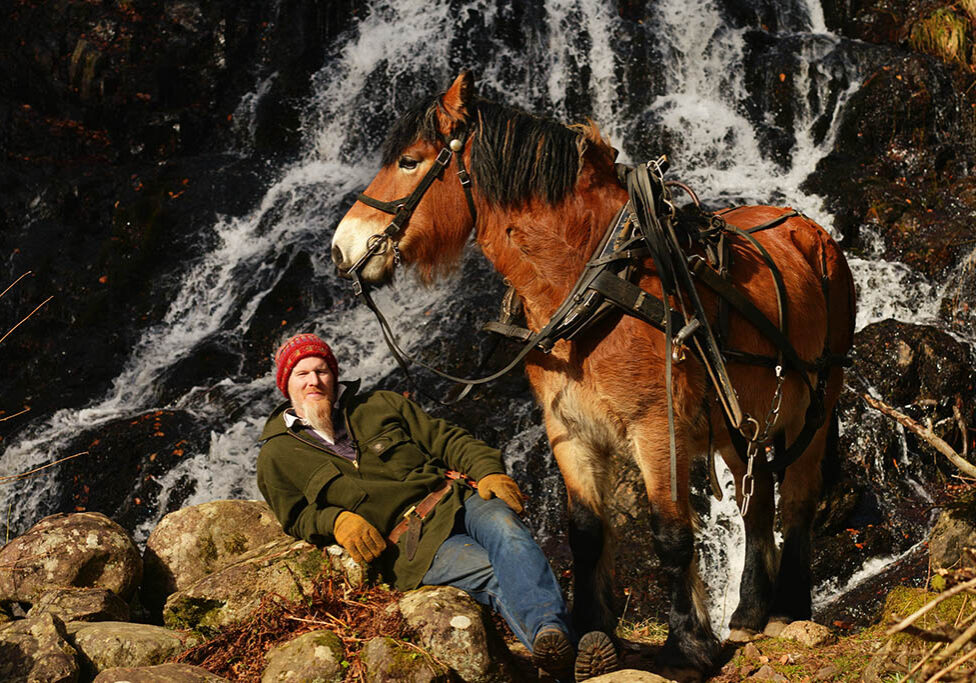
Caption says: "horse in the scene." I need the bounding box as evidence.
[331,71,855,677]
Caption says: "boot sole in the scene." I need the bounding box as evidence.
[575,630,618,681]
[532,628,574,678]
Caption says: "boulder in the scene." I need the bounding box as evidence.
[142,499,289,613]
[397,586,512,683]
[777,620,836,647]
[66,621,188,678]
[261,629,345,683]
[586,673,672,683]
[27,587,130,623]
[0,512,141,604]
[0,612,79,683]
[929,505,976,571]
[360,636,450,683]
[163,536,328,633]
[93,663,228,682]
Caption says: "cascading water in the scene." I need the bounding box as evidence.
[0,0,957,635]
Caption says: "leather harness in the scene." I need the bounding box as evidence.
[346,136,850,513]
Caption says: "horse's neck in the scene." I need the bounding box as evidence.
[476,188,627,330]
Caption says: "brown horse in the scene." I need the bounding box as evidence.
[332,72,855,675]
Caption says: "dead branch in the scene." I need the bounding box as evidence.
[900,642,944,682]
[0,271,31,301]
[862,393,976,479]
[0,452,88,484]
[927,641,976,682]
[0,407,30,422]
[954,397,968,459]
[0,295,53,347]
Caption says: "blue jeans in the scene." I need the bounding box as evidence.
[421,494,572,651]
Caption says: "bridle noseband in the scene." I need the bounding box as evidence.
[348,133,477,292]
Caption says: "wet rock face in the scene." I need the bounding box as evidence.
[804,49,976,278]
[813,319,975,624]
[0,0,365,453]
[0,512,142,605]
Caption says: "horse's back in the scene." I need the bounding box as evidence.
[720,206,855,362]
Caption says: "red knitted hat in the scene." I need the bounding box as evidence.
[274,333,339,397]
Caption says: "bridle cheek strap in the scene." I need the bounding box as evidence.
[350,137,478,279]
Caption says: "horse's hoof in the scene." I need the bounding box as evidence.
[575,630,618,681]
[532,627,574,679]
[763,619,790,637]
[726,627,761,643]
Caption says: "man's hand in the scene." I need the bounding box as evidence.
[477,473,526,514]
[333,511,386,563]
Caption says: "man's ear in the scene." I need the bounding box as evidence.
[436,71,475,136]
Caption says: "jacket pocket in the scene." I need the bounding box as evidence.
[362,427,428,479]
[361,426,411,457]
[304,462,367,510]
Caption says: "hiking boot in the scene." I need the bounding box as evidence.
[532,626,574,679]
[574,630,618,681]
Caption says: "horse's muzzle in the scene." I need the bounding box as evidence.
[331,244,352,278]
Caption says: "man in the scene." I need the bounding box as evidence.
[257,333,614,679]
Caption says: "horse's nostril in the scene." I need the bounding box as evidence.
[331,244,344,267]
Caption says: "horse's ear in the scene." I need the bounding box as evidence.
[437,71,475,133]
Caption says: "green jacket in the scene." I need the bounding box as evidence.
[256,380,506,590]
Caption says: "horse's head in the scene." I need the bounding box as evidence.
[331,72,478,284]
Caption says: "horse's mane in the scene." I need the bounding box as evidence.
[381,96,614,207]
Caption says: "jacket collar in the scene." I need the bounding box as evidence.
[259,379,361,442]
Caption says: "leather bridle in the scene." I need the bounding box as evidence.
[348,133,477,293]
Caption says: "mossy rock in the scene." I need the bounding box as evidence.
[881,585,971,644]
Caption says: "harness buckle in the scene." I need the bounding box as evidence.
[435,147,453,165]
[457,169,472,187]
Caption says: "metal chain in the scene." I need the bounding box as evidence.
[738,365,786,517]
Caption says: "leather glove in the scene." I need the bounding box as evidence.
[477,473,526,514]
[333,511,387,563]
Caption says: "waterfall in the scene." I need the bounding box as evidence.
[0,0,954,636]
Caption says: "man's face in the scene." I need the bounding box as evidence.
[288,356,336,419]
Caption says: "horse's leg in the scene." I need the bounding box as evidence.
[765,417,831,634]
[632,422,720,672]
[542,410,617,636]
[724,450,777,641]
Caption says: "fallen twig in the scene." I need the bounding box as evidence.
[0,451,88,484]
[899,642,944,683]
[862,393,976,479]
[927,641,976,682]
[0,295,53,347]
[0,271,31,301]
[0,407,30,422]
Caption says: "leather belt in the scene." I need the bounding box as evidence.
[388,479,452,546]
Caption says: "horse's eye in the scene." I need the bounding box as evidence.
[398,156,419,171]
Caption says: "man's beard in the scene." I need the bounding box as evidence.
[301,396,335,438]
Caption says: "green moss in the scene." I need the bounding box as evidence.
[164,596,225,634]
[196,536,219,569]
[223,533,248,555]
[296,548,328,578]
[882,586,970,644]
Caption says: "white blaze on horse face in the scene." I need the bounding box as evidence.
[331,215,394,282]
